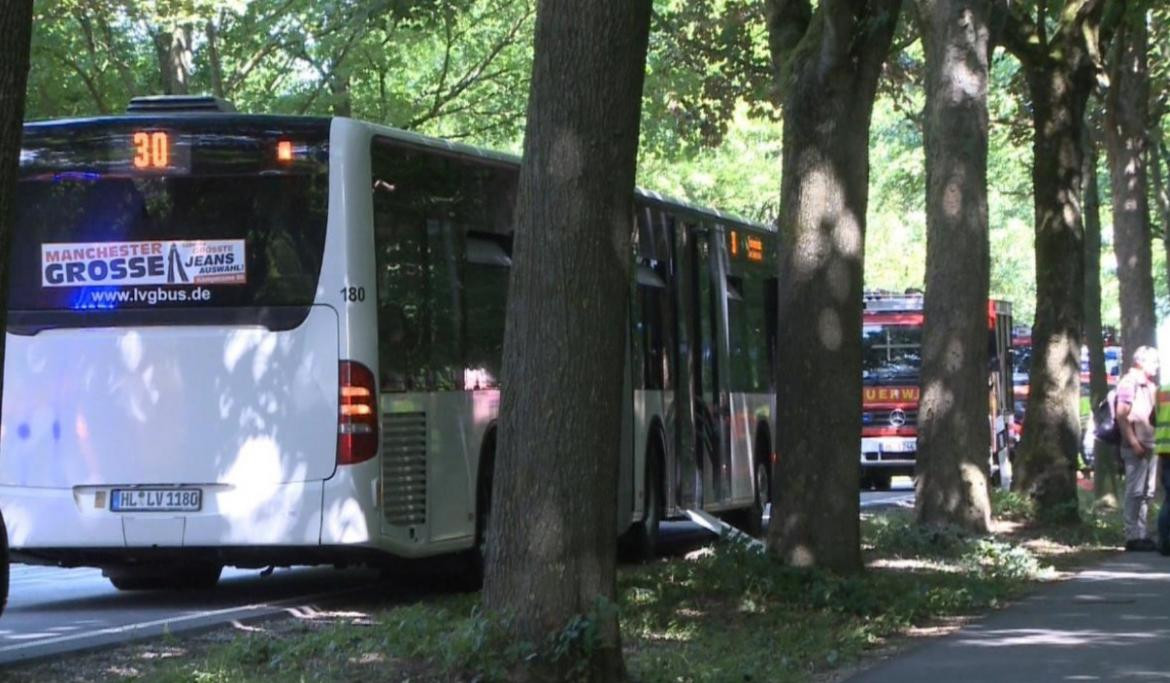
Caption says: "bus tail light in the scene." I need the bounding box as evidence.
[338,361,378,465]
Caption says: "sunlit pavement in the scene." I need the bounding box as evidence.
[0,564,399,666]
[860,476,916,510]
[849,552,1170,682]
[0,484,916,665]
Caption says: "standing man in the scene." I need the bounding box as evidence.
[1117,346,1160,551]
[1155,381,1170,555]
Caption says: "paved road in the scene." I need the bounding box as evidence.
[850,552,1170,682]
[0,564,396,666]
[0,485,915,666]
[860,477,916,509]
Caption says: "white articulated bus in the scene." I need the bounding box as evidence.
[0,96,777,590]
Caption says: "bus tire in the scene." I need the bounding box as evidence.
[106,563,222,591]
[624,442,663,562]
[467,431,496,587]
[730,441,771,538]
[745,457,771,537]
[871,472,892,491]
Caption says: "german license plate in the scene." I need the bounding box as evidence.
[881,439,916,454]
[111,488,202,512]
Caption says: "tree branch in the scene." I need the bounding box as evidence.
[223,0,301,94]
[991,0,1046,65]
[852,0,903,99]
[59,54,109,114]
[404,4,533,130]
[206,18,225,99]
[766,0,813,83]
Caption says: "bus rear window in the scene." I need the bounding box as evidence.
[11,120,329,322]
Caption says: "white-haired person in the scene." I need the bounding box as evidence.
[1117,345,1160,551]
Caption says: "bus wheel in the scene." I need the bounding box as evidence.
[471,489,492,585]
[173,563,222,589]
[730,459,770,538]
[467,440,495,588]
[105,563,222,591]
[871,472,892,491]
[626,451,662,562]
[749,458,771,536]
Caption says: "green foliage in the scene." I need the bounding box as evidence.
[26,0,534,146]
[638,101,781,222]
[991,488,1036,521]
[24,1,1136,330]
[620,526,1042,681]
[642,0,772,154]
[863,514,972,558]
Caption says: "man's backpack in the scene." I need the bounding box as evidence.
[1093,390,1121,445]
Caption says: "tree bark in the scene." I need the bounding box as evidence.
[481,1,651,680]
[1152,135,1170,290]
[914,0,992,533]
[1083,122,1108,411]
[764,0,901,572]
[330,73,353,118]
[152,26,192,95]
[1015,58,1092,520]
[1105,6,1155,364]
[0,0,34,617]
[1084,120,1120,506]
[206,19,226,99]
[998,0,1111,522]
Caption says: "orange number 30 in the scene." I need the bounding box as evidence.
[133,131,169,169]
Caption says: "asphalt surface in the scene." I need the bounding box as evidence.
[0,564,394,666]
[850,551,1170,681]
[0,485,910,666]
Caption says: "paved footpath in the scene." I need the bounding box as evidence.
[851,552,1170,682]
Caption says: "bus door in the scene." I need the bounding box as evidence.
[690,225,730,505]
[671,220,700,509]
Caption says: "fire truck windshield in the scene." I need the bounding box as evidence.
[862,324,922,383]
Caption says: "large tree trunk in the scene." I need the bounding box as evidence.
[1084,121,1120,506]
[1083,123,1108,410]
[997,0,1111,522]
[0,0,34,617]
[481,1,650,680]
[152,26,193,95]
[1152,135,1170,290]
[1014,56,1094,521]
[330,73,353,117]
[1105,7,1155,364]
[764,0,901,572]
[914,0,992,533]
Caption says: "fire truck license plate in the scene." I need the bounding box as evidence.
[881,439,916,454]
[111,488,202,512]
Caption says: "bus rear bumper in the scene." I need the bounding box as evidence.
[0,481,331,552]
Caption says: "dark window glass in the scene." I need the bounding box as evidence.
[764,277,778,384]
[636,262,668,391]
[862,324,922,383]
[12,120,329,324]
[463,256,509,390]
[727,272,771,393]
[726,276,751,392]
[371,137,516,392]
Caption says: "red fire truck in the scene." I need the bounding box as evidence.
[860,292,1015,490]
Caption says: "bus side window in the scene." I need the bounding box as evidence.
[463,236,510,390]
[636,262,667,391]
[372,142,444,392]
[726,275,752,392]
